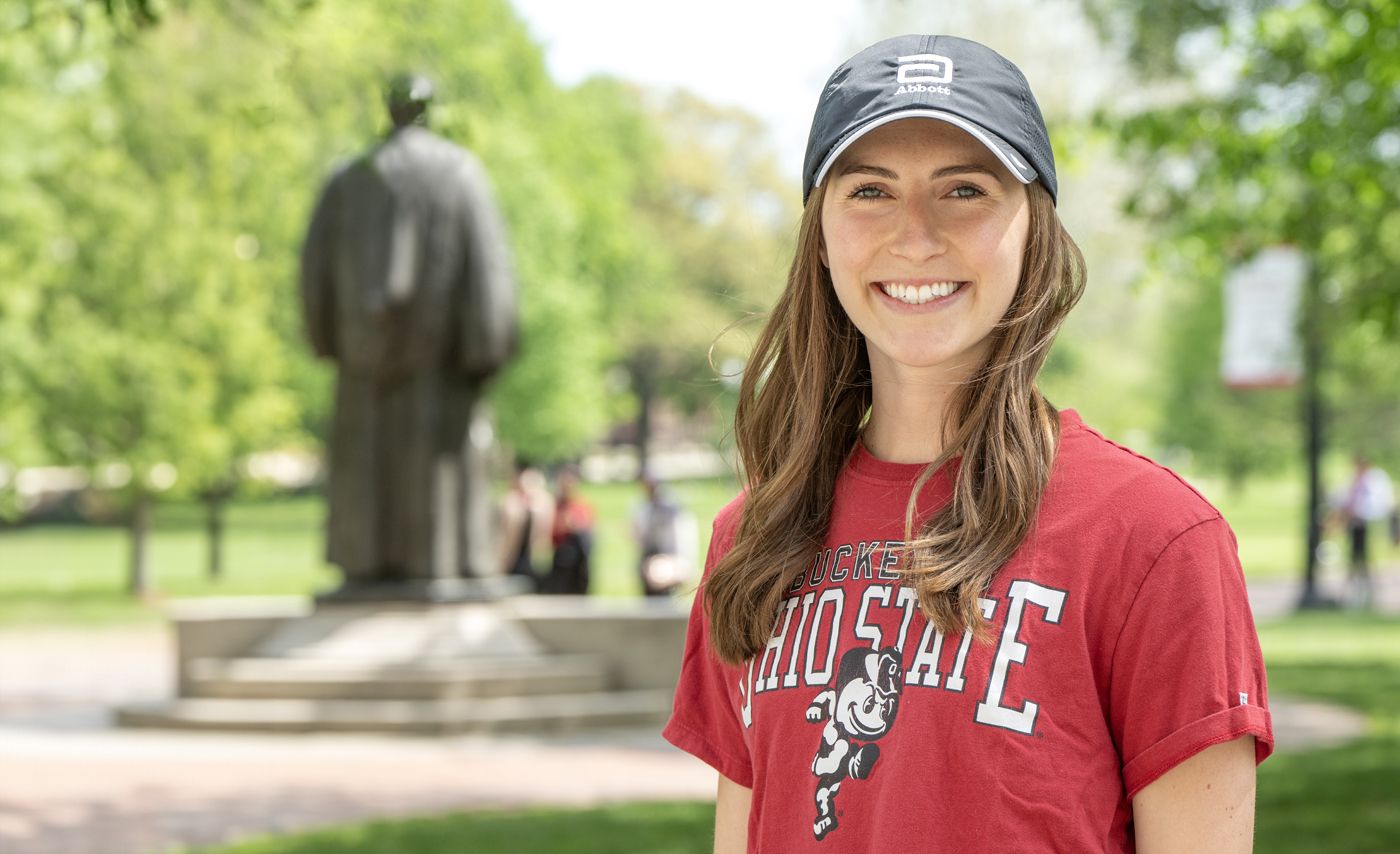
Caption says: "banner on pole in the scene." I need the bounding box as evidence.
[1221,245,1306,389]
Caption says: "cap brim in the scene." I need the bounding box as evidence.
[813,109,1038,193]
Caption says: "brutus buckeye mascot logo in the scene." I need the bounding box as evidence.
[805,645,904,840]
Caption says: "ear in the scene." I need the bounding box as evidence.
[819,239,829,268]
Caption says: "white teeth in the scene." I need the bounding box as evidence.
[879,281,961,305]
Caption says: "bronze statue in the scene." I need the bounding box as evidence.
[300,74,518,600]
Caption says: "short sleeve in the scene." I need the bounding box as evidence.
[1109,516,1274,798]
[662,512,755,787]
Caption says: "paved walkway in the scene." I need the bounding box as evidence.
[0,570,1393,854]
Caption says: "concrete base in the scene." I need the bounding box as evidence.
[116,690,673,735]
[119,594,690,735]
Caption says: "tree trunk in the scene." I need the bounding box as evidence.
[1298,262,1328,609]
[1225,463,1247,500]
[205,492,227,582]
[128,492,151,597]
[631,358,655,477]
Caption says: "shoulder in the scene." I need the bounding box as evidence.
[319,156,362,190]
[1046,412,1223,550]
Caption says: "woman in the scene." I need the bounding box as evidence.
[547,466,595,595]
[663,35,1272,852]
[499,461,554,591]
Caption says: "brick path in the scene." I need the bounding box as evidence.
[0,571,1392,854]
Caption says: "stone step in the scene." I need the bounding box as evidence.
[184,654,610,701]
[115,690,672,736]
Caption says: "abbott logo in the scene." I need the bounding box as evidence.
[897,53,953,85]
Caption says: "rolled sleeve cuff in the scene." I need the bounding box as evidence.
[1123,704,1275,800]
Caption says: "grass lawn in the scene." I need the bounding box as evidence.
[187,801,715,854]
[0,478,740,627]
[0,496,336,626]
[1254,612,1400,851]
[189,611,1400,853]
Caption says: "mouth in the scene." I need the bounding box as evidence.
[874,280,967,306]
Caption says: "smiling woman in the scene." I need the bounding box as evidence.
[663,34,1274,854]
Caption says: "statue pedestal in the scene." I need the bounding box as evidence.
[315,576,532,605]
[113,595,690,735]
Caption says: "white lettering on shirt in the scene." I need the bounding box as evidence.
[975,579,1067,734]
[855,584,892,648]
[803,588,844,685]
[758,595,801,692]
[783,592,816,688]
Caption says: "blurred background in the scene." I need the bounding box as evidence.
[0,0,1397,851]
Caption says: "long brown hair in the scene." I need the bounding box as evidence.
[704,178,1085,666]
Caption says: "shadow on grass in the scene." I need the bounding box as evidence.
[202,801,715,854]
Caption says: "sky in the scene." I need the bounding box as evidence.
[510,0,865,180]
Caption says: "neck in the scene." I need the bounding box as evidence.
[861,352,979,464]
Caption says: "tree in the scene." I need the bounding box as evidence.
[624,89,796,467]
[11,6,309,588]
[1089,0,1400,600]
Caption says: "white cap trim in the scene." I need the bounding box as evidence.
[812,108,1037,193]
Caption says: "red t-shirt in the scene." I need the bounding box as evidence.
[663,410,1273,852]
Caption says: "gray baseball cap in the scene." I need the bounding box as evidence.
[803,35,1057,205]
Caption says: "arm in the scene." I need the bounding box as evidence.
[805,689,835,722]
[715,773,752,854]
[457,156,518,378]
[1132,736,1257,853]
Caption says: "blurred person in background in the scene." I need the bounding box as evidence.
[664,34,1271,854]
[632,473,698,597]
[499,461,553,591]
[546,466,595,595]
[1331,453,1396,609]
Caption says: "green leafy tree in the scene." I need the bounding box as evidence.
[12,7,307,589]
[1092,0,1400,479]
[624,89,796,466]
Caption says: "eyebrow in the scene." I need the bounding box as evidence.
[837,163,1003,181]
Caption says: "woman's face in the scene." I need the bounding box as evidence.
[820,119,1030,382]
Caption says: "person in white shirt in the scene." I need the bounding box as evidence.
[631,474,697,597]
[1334,454,1396,608]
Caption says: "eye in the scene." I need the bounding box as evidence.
[847,183,888,200]
[948,183,986,200]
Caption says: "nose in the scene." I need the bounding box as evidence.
[889,196,947,261]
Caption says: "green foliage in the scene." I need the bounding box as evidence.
[1080,0,1277,77]
[639,90,795,415]
[1152,252,1297,488]
[1097,0,1400,478]
[1,0,797,495]
[5,5,308,508]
